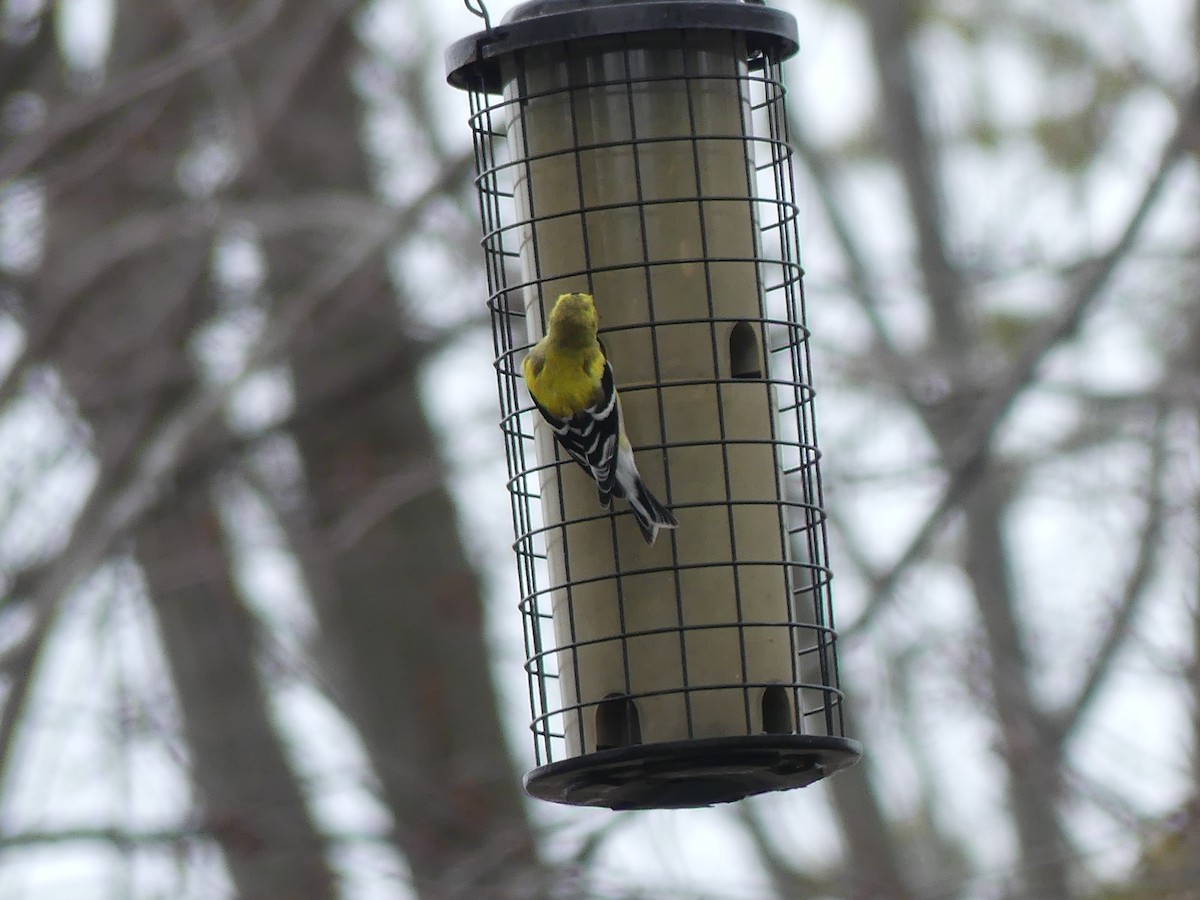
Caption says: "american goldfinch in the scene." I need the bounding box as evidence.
[523,292,679,545]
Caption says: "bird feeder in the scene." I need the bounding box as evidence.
[447,0,861,809]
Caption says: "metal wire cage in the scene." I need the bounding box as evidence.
[447,0,861,809]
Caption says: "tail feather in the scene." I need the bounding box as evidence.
[611,440,677,545]
[627,476,678,546]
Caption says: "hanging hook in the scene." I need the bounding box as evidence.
[464,0,493,31]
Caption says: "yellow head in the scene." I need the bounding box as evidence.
[546,292,598,348]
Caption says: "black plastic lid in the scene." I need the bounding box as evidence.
[446,0,799,93]
[523,733,862,809]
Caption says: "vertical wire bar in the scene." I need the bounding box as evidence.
[599,109,634,727]
[563,46,637,735]
[511,87,560,757]
[473,89,534,755]
[759,62,813,731]
[515,52,588,760]
[495,88,554,759]
[476,85,558,763]
[491,164,539,760]
[738,55,803,735]
[619,35,694,741]
[758,66,797,720]
[766,56,841,734]
[680,31,755,736]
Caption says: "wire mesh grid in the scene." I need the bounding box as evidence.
[467,28,849,770]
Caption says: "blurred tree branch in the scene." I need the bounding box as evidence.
[860,0,966,350]
[735,800,836,898]
[0,11,473,883]
[846,78,1200,638]
[0,0,282,180]
[1052,406,1170,745]
[0,148,469,716]
[826,5,1200,896]
[788,117,918,407]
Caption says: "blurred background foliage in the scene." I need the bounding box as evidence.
[0,0,1198,897]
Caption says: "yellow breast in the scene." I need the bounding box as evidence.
[524,345,605,419]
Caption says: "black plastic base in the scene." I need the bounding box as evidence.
[523,734,862,809]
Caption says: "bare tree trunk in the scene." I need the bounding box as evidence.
[17,6,336,896]
[139,485,337,899]
[240,12,547,898]
[826,703,917,900]
[1187,414,1200,886]
[857,3,1073,895]
[962,478,1070,899]
[287,303,543,898]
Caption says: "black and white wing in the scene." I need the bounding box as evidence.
[529,360,622,508]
